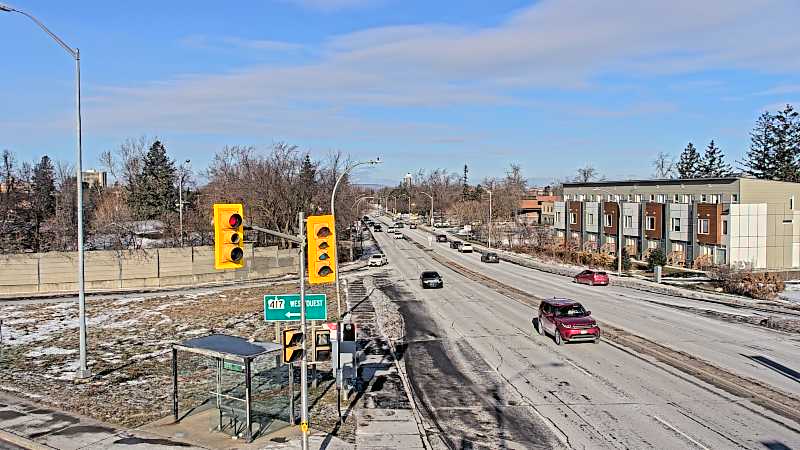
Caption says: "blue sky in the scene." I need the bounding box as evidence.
[2,0,799,186]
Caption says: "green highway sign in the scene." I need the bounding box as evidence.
[223,360,243,372]
[264,294,327,322]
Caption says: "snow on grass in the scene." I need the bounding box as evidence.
[25,347,77,358]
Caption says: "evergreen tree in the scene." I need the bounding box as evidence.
[127,140,177,220]
[31,155,57,251]
[742,111,776,179]
[462,164,469,200]
[697,140,731,178]
[299,154,317,213]
[771,104,800,182]
[676,142,701,179]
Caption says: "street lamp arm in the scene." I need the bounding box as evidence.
[1,5,78,58]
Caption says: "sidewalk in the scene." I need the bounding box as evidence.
[0,391,204,449]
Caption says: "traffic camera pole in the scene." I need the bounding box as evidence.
[298,211,309,450]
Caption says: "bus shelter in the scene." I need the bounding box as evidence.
[171,334,284,442]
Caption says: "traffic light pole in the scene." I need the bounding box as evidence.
[244,220,308,449]
[298,211,310,450]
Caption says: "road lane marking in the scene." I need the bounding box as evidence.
[653,415,710,450]
[565,359,593,377]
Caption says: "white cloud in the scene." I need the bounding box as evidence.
[83,0,800,141]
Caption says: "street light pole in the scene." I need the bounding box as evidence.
[418,192,434,227]
[2,4,90,379]
[330,159,381,319]
[484,189,493,249]
[177,160,191,247]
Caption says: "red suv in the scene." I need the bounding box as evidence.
[535,298,600,345]
[574,270,609,286]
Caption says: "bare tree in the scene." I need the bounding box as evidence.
[652,152,676,179]
[573,164,604,183]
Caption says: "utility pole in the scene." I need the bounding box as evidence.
[177,160,190,247]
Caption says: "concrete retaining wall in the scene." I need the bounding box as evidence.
[0,245,298,297]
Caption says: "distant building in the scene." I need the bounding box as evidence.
[82,169,107,188]
[555,177,800,273]
[403,173,412,189]
[517,187,560,225]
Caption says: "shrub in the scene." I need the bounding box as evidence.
[612,248,632,271]
[692,254,714,270]
[711,266,785,300]
[647,248,666,271]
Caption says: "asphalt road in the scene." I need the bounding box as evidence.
[370,224,800,449]
[399,224,800,399]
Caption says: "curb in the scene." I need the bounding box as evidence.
[0,429,53,450]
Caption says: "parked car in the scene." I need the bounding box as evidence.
[436,234,448,242]
[459,243,473,253]
[395,222,404,228]
[387,223,395,230]
[368,254,388,267]
[574,270,609,286]
[393,231,403,239]
[373,224,382,232]
[433,222,443,227]
[481,252,500,263]
[535,298,600,345]
[409,223,417,229]
[449,240,462,249]
[420,270,443,289]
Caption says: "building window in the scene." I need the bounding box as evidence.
[648,240,660,249]
[645,216,656,231]
[671,242,685,254]
[604,214,612,227]
[699,245,713,256]
[649,194,656,202]
[701,194,707,203]
[673,194,680,203]
[709,194,720,204]
[627,194,634,202]
[607,236,616,246]
[564,195,571,201]
[555,211,561,223]
[731,193,738,203]
[698,218,709,234]
[791,196,795,211]
[578,194,585,201]
[588,233,597,242]
[588,213,594,225]
[723,220,728,235]
[570,212,577,224]
[671,218,681,232]
[656,194,665,203]
[635,194,643,202]
[624,215,633,228]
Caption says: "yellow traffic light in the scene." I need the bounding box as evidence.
[306,215,336,284]
[213,203,245,270]
[283,328,304,364]
[313,328,332,362]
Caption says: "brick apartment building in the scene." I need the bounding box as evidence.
[554,177,800,272]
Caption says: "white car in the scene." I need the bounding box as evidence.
[368,254,388,266]
[460,243,473,253]
[393,231,404,239]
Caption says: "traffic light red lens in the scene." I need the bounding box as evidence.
[230,247,244,262]
[316,226,331,238]
[228,213,242,228]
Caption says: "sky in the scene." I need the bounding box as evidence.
[2,0,800,186]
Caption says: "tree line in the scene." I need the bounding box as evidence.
[0,139,365,254]
[652,104,799,180]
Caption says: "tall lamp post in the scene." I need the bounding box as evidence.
[331,159,381,318]
[485,189,493,248]
[418,192,434,227]
[177,160,191,247]
[593,188,624,276]
[2,4,90,379]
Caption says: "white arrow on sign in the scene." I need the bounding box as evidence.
[286,312,301,318]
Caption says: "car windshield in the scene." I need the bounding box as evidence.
[371,255,383,259]
[555,305,588,317]
[422,271,440,279]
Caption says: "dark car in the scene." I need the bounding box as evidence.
[535,298,600,345]
[395,222,404,228]
[449,240,462,249]
[575,270,609,286]
[373,224,382,232]
[481,252,500,263]
[420,271,443,289]
[436,234,448,243]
